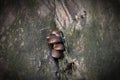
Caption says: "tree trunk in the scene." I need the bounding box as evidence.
[0,0,120,80]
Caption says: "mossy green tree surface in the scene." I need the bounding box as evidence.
[0,0,120,80]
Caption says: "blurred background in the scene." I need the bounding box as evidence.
[0,0,120,80]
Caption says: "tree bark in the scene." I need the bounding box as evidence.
[0,0,120,80]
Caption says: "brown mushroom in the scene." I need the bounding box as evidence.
[48,36,62,44]
[52,30,61,37]
[51,50,63,59]
[46,34,56,40]
[53,43,65,51]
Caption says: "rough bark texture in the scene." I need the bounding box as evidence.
[0,0,120,80]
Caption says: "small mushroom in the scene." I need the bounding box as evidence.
[46,34,56,40]
[48,36,62,44]
[53,43,65,51]
[51,50,63,59]
[52,30,61,37]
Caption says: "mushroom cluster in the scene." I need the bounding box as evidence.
[46,30,65,59]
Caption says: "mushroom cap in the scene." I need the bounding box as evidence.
[53,43,65,51]
[46,34,56,40]
[48,36,62,44]
[51,50,63,59]
[52,30,61,37]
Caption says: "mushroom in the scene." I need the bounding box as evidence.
[51,50,63,59]
[52,30,61,37]
[46,34,56,40]
[48,35,62,44]
[53,43,65,51]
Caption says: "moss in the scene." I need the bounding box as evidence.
[80,19,102,80]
